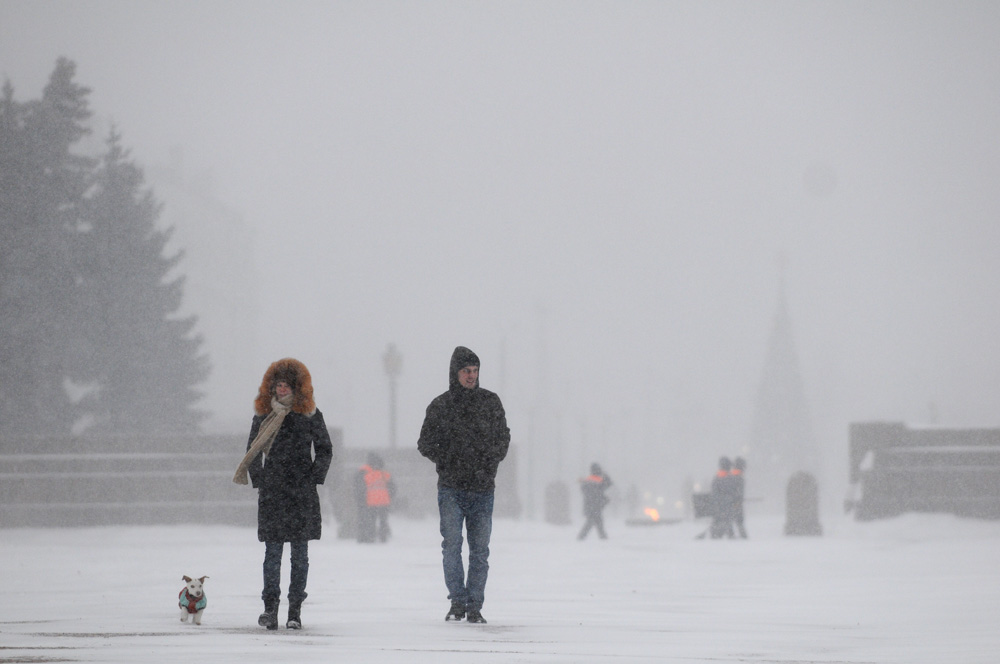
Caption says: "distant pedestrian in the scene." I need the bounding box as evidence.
[355,452,395,543]
[578,463,612,540]
[732,457,748,538]
[234,358,333,630]
[418,346,510,624]
[709,456,736,539]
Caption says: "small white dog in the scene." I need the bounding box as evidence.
[178,575,209,624]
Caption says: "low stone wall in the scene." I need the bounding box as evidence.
[849,422,1000,520]
[0,434,261,527]
[0,433,520,528]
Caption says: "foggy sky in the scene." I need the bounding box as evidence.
[3,1,999,504]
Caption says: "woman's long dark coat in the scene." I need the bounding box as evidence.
[246,409,333,542]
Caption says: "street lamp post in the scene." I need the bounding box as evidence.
[382,343,403,448]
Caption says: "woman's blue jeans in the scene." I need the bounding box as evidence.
[438,487,494,612]
[262,541,308,606]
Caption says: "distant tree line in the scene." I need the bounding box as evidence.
[0,58,209,441]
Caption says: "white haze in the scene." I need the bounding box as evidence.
[2,1,999,511]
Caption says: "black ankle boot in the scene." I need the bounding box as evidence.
[258,599,279,630]
[286,603,302,630]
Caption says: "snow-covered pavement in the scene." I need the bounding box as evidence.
[4,512,999,663]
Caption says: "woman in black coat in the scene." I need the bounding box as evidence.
[234,358,332,630]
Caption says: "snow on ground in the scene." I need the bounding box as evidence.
[3,512,1000,663]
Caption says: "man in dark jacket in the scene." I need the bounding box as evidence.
[418,346,510,624]
[709,456,737,539]
[578,462,612,540]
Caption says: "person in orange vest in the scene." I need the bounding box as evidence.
[355,452,395,543]
[578,463,612,540]
[709,456,736,539]
[731,457,747,538]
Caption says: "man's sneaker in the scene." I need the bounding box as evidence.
[445,601,466,621]
[466,610,487,624]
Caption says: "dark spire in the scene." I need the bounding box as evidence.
[749,263,817,508]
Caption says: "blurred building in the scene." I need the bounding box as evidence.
[147,149,259,433]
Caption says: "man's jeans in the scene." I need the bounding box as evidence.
[438,487,494,612]
[262,541,309,606]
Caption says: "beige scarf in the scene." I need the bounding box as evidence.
[233,395,293,485]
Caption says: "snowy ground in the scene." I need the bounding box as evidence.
[3,512,999,663]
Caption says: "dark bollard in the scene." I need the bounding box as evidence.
[784,471,822,536]
[544,480,571,525]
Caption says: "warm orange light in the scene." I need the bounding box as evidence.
[643,507,660,522]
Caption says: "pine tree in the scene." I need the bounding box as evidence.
[1,58,209,442]
[0,58,94,438]
[77,128,210,435]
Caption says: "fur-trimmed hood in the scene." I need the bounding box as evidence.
[254,358,316,416]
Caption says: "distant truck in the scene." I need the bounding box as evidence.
[848,422,1000,520]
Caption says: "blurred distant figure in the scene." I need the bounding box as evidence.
[709,456,736,539]
[731,457,747,538]
[578,463,612,540]
[355,452,395,543]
